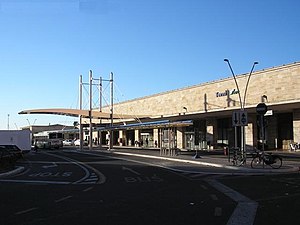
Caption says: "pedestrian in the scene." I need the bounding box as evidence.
[145,138,149,147]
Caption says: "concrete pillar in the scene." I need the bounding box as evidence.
[176,127,184,150]
[293,110,300,142]
[153,129,159,148]
[245,122,253,150]
[119,130,124,146]
[206,119,216,149]
[134,129,140,147]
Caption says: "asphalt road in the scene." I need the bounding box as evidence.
[0,149,299,225]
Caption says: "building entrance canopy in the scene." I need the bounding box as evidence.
[97,120,194,131]
[18,108,150,120]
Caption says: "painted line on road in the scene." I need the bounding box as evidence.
[206,179,257,225]
[83,187,94,192]
[43,152,91,184]
[122,166,141,175]
[214,207,222,217]
[115,152,226,168]
[200,184,208,190]
[15,207,38,215]
[210,194,218,201]
[55,195,73,203]
[0,166,25,178]
[0,179,70,185]
[44,152,106,185]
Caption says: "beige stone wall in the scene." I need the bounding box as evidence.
[102,62,300,117]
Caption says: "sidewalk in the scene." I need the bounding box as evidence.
[94,147,300,174]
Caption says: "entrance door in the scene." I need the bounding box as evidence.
[277,113,293,149]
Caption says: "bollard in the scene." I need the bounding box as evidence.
[224,147,228,156]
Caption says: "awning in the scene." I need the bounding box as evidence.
[18,108,150,120]
[97,120,194,131]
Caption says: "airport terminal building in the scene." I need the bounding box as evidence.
[92,61,300,151]
[20,61,300,151]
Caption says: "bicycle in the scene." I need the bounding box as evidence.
[290,143,300,151]
[251,150,282,169]
[231,148,246,166]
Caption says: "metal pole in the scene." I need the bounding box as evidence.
[99,77,103,112]
[224,59,258,165]
[89,70,93,150]
[242,62,258,163]
[98,77,102,148]
[109,72,114,150]
[224,59,243,109]
[7,114,10,130]
[79,75,83,150]
[224,59,244,163]
[261,114,265,168]
[242,62,259,108]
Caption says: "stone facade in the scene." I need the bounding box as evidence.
[104,62,300,118]
[96,62,300,150]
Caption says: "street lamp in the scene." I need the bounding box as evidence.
[224,59,259,163]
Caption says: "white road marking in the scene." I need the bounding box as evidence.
[214,207,222,217]
[55,195,73,203]
[83,187,94,192]
[200,184,208,190]
[0,179,70,185]
[206,179,257,225]
[42,162,58,169]
[15,207,38,215]
[210,194,218,201]
[44,152,106,185]
[122,166,141,175]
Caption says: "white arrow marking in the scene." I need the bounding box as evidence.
[122,166,141,175]
[42,162,58,169]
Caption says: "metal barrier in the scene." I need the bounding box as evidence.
[160,147,177,156]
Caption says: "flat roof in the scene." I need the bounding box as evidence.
[18,108,151,120]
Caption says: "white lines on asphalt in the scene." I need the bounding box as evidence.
[55,195,73,203]
[15,207,38,215]
[0,179,70,185]
[44,152,106,185]
[210,194,219,201]
[206,179,257,225]
[122,166,141,175]
[200,184,208,190]
[42,162,58,169]
[83,187,94,192]
[214,207,222,217]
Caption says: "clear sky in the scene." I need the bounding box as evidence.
[0,0,300,129]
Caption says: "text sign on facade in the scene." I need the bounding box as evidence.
[232,110,248,127]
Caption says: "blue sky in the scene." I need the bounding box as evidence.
[0,0,300,129]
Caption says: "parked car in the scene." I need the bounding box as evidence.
[0,145,23,159]
[74,139,88,146]
[0,145,23,168]
[63,139,74,146]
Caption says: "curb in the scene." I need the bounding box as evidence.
[68,148,300,174]
[108,150,300,174]
[0,166,25,178]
